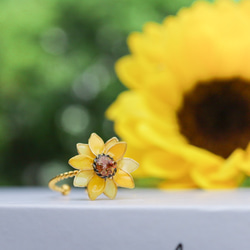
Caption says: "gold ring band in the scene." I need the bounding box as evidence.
[48,170,79,195]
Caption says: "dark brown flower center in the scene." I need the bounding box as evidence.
[93,154,117,179]
[177,78,250,158]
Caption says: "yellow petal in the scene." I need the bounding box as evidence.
[118,158,139,174]
[143,150,191,180]
[68,155,93,170]
[209,149,242,181]
[191,161,240,189]
[145,71,182,110]
[104,179,117,199]
[115,55,150,89]
[107,142,127,161]
[76,143,95,158]
[88,133,105,156]
[87,174,106,200]
[113,169,134,188]
[73,170,94,187]
[124,146,147,178]
[237,144,250,175]
[104,137,119,154]
[190,149,243,189]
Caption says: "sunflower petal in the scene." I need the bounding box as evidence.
[76,143,95,158]
[118,158,139,174]
[88,133,105,156]
[104,137,119,154]
[143,150,191,179]
[74,170,94,187]
[104,179,117,199]
[107,142,127,161]
[68,155,93,170]
[237,144,250,175]
[87,174,105,200]
[113,169,134,188]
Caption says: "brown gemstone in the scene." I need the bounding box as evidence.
[93,154,117,178]
[177,78,250,158]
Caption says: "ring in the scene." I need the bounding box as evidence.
[48,133,139,200]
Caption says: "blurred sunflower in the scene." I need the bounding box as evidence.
[107,0,250,189]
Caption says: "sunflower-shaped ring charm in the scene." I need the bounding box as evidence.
[49,133,139,200]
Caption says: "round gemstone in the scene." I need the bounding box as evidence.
[93,154,117,178]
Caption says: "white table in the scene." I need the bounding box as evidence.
[1,187,250,250]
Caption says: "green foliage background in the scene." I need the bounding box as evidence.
[0,0,209,186]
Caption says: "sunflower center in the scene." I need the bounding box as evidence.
[177,78,250,158]
[93,154,117,178]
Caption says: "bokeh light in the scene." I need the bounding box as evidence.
[59,105,90,135]
[0,0,200,186]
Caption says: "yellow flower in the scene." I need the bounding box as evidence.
[68,133,139,200]
[107,0,250,189]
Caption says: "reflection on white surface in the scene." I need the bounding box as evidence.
[1,187,250,209]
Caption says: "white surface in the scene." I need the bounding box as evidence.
[1,187,250,250]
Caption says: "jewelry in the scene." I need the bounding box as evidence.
[48,133,139,200]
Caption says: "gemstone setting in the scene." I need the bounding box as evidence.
[93,154,117,179]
